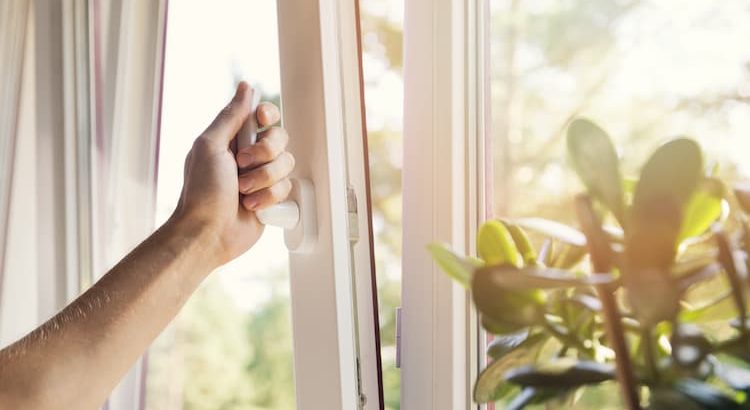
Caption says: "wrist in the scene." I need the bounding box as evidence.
[164,213,226,272]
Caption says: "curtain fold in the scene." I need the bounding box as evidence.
[0,0,32,319]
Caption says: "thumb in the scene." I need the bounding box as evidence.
[204,82,254,145]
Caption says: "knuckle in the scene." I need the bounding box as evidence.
[192,136,212,152]
[272,180,292,201]
[259,166,274,185]
[258,141,276,161]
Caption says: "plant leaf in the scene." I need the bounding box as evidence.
[474,333,547,403]
[488,331,546,360]
[475,265,614,291]
[674,379,743,410]
[678,178,725,244]
[671,325,711,368]
[680,291,735,323]
[506,388,565,410]
[549,243,588,270]
[514,218,587,247]
[627,138,703,270]
[504,221,538,266]
[712,355,750,393]
[648,389,703,410]
[472,267,545,330]
[428,243,481,288]
[566,118,625,224]
[478,220,521,267]
[504,359,615,388]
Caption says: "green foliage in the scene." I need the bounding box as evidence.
[427,243,481,288]
[567,119,626,225]
[478,220,522,267]
[431,119,750,409]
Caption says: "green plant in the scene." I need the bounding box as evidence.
[430,118,750,409]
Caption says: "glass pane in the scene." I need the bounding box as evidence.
[488,0,750,408]
[146,1,294,409]
[359,1,404,409]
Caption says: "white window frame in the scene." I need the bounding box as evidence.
[402,0,487,408]
[277,0,383,408]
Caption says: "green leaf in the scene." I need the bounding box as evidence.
[504,359,615,389]
[487,331,546,361]
[624,139,703,325]
[474,265,614,291]
[474,332,547,403]
[514,218,587,247]
[478,220,521,267]
[481,315,528,335]
[674,379,743,410]
[506,388,565,410]
[648,389,703,410]
[566,118,626,224]
[472,267,545,331]
[671,325,711,368]
[718,337,750,364]
[428,243,481,288]
[627,138,703,270]
[678,178,725,244]
[504,221,538,266]
[624,268,681,325]
[549,243,588,270]
[713,355,750,393]
[680,291,735,323]
[676,262,721,292]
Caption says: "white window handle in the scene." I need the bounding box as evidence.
[236,88,316,253]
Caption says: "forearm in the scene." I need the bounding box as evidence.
[0,217,222,409]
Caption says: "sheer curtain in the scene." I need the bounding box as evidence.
[0,1,32,334]
[0,1,167,408]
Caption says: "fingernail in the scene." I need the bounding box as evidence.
[234,82,247,100]
[245,198,259,211]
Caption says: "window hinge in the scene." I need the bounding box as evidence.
[396,307,402,369]
[346,185,360,243]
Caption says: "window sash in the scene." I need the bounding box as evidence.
[278,0,383,407]
[402,0,486,408]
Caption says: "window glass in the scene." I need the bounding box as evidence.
[146,1,294,409]
[359,0,404,409]
[489,0,750,408]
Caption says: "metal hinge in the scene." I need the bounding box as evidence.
[395,307,402,368]
[346,186,360,243]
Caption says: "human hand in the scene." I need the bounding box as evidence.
[172,82,294,265]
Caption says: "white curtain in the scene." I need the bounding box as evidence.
[0,0,168,408]
[0,0,32,335]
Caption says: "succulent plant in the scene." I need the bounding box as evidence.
[430,118,750,409]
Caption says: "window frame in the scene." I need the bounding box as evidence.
[401,0,487,408]
[277,0,383,408]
